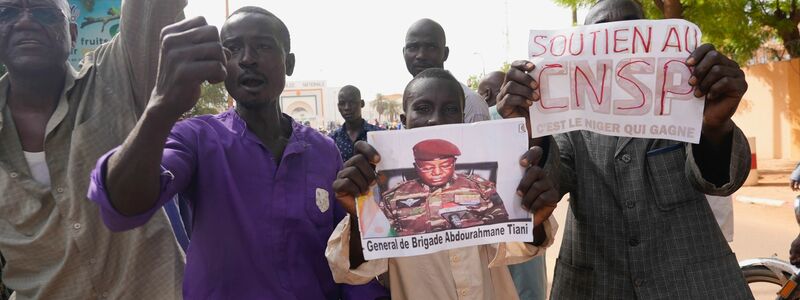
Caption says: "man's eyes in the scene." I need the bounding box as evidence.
[224,44,241,52]
[444,105,460,114]
[419,163,453,171]
[223,43,274,53]
[413,104,432,112]
[256,43,275,51]
[406,44,437,51]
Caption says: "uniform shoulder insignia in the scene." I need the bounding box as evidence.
[465,174,496,193]
[383,179,424,198]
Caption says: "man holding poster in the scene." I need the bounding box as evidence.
[327,68,559,300]
[498,0,752,298]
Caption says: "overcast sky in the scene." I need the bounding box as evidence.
[184,0,588,100]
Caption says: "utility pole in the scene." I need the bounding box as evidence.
[473,52,485,76]
[504,0,510,62]
[225,0,234,108]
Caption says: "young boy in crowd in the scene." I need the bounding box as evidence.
[326,68,559,300]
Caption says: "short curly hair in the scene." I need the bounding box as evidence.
[228,6,291,53]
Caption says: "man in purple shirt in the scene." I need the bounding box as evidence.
[87,7,387,299]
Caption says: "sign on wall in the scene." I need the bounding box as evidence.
[68,0,122,68]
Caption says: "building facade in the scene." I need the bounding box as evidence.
[280,80,341,131]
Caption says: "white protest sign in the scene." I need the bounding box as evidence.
[528,19,704,143]
[357,119,532,260]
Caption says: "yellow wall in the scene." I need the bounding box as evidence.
[734,59,800,160]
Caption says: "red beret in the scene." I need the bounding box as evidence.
[413,139,461,161]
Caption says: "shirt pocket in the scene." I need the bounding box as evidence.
[551,258,594,299]
[0,176,54,236]
[645,143,698,211]
[70,112,126,170]
[304,176,335,229]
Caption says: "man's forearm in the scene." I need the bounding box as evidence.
[532,224,547,246]
[106,107,180,216]
[348,215,367,269]
[118,0,187,111]
[693,121,735,187]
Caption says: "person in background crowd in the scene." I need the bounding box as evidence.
[788,162,800,266]
[0,0,185,298]
[331,85,383,162]
[478,69,550,300]
[497,0,753,298]
[477,71,504,107]
[0,254,8,300]
[87,7,387,299]
[402,19,490,123]
[791,162,800,192]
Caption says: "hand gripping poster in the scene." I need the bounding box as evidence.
[528,19,705,143]
[68,0,121,68]
[356,119,533,260]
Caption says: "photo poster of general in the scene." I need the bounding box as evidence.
[68,0,122,68]
[528,19,705,144]
[355,118,533,260]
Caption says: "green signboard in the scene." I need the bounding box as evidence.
[68,0,121,68]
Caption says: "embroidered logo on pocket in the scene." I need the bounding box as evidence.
[316,188,330,213]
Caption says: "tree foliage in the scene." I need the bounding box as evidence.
[641,0,766,64]
[746,0,800,58]
[468,61,512,92]
[552,0,767,64]
[467,74,480,91]
[371,93,389,122]
[183,82,228,118]
[552,0,595,24]
[370,94,401,123]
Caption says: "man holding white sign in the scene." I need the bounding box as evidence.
[497,0,751,298]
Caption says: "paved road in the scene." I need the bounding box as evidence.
[543,161,799,299]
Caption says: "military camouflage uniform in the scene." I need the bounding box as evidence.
[380,173,509,236]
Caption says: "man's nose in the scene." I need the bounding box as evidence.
[415,48,427,60]
[239,46,258,67]
[431,165,443,175]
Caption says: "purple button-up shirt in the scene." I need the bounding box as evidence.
[88,109,387,299]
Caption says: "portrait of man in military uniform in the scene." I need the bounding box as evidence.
[379,139,510,236]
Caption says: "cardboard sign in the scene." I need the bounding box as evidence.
[357,119,532,259]
[528,19,704,143]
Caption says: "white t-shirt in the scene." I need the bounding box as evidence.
[23,151,51,186]
[706,195,734,242]
[460,82,490,123]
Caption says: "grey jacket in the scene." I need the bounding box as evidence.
[550,127,753,299]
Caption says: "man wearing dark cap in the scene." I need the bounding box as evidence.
[331,85,383,162]
[380,139,509,236]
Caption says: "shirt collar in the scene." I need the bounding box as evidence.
[223,107,309,156]
[0,62,81,132]
[337,119,377,136]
